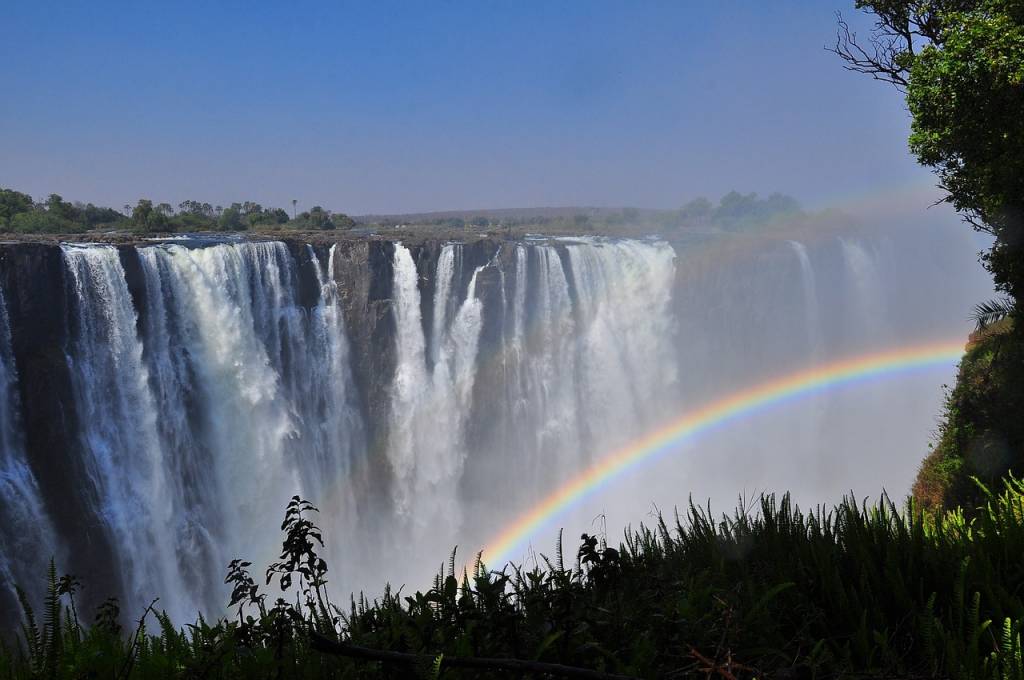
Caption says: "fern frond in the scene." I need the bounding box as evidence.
[44,558,61,677]
[15,586,41,671]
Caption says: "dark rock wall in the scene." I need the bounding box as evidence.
[0,244,121,613]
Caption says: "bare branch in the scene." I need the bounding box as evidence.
[827,13,909,91]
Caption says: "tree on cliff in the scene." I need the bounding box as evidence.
[832,0,1024,314]
[835,1,1024,511]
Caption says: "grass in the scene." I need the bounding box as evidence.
[7,480,1024,678]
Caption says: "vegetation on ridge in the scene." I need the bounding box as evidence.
[0,185,806,238]
[0,189,357,235]
[914,318,1024,512]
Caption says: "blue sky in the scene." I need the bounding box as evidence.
[0,2,935,215]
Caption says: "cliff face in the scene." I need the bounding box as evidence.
[2,226,990,630]
[0,237,513,610]
[0,244,121,609]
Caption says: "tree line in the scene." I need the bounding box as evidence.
[393,192,802,233]
[0,188,356,234]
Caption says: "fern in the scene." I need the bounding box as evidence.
[43,558,61,679]
[15,586,41,672]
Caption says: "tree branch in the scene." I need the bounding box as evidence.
[827,13,909,91]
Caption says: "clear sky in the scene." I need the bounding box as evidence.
[0,2,938,216]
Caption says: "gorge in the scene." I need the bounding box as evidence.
[0,222,992,626]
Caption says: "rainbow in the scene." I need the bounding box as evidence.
[482,339,966,565]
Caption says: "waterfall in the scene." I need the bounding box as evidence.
[62,245,191,620]
[839,237,892,348]
[305,243,365,512]
[51,241,367,620]
[0,288,56,605]
[386,244,485,544]
[0,226,991,623]
[566,238,678,453]
[526,244,582,479]
[454,238,679,541]
[788,240,823,361]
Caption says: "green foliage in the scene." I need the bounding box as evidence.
[218,203,247,231]
[0,185,353,234]
[904,0,1024,303]
[843,0,1024,531]
[285,206,356,231]
[842,0,1024,312]
[973,297,1016,331]
[0,188,34,228]
[0,190,126,233]
[130,199,169,232]
[914,320,1024,511]
[8,210,79,234]
[10,483,1024,677]
[332,212,356,230]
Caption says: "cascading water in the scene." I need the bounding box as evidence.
[0,288,56,608]
[788,240,824,362]
[131,241,365,615]
[456,238,680,536]
[386,244,485,548]
[63,245,190,620]
[0,224,993,625]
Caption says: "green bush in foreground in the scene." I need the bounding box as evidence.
[7,481,1024,678]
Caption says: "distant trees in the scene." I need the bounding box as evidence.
[0,188,33,229]
[308,206,332,230]
[130,199,169,232]
[10,211,75,234]
[218,204,246,231]
[711,191,800,229]
[396,197,803,235]
[78,203,122,229]
[249,207,289,227]
[678,197,713,223]
[291,206,356,230]
[178,200,214,218]
[670,192,801,230]
[1,189,119,234]
[0,186,355,234]
[332,212,356,230]
[3,184,802,238]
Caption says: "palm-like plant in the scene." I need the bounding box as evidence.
[972,297,1016,331]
